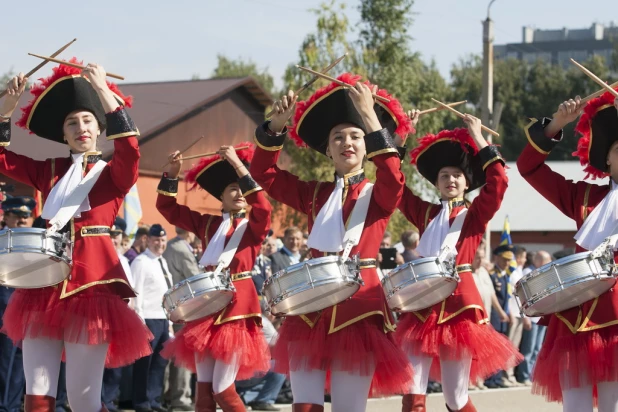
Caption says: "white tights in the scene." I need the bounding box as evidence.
[23,338,108,412]
[562,382,618,412]
[194,354,240,394]
[407,353,472,411]
[289,367,375,412]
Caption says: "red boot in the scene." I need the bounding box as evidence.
[402,394,426,411]
[292,404,325,412]
[446,399,477,412]
[24,395,55,412]
[212,383,246,411]
[195,382,217,412]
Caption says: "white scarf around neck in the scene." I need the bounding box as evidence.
[199,213,233,267]
[575,181,618,251]
[307,176,346,253]
[417,200,466,258]
[41,153,91,220]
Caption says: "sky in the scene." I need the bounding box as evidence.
[2,0,616,91]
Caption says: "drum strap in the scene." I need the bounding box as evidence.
[437,209,468,262]
[213,219,249,276]
[341,183,374,261]
[46,160,107,235]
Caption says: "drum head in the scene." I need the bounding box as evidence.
[271,280,361,316]
[523,277,616,317]
[0,252,71,288]
[168,290,234,323]
[387,275,458,312]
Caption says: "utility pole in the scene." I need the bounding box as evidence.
[483,0,497,258]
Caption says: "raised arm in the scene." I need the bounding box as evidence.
[516,97,587,220]
[0,74,48,190]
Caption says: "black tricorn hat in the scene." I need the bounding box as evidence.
[411,128,485,192]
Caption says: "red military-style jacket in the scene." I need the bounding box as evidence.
[156,173,271,325]
[0,108,139,299]
[398,144,507,324]
[249,123,404,334]
[517,118,618,333]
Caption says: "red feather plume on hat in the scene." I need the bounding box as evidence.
[289,72,414,148]
[410,127,478,165]
[16,58,133,131]
[184,142,255,190]
[573,88,618,179]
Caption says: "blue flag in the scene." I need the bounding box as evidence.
[500,216,517,275]
[123,184,142,238]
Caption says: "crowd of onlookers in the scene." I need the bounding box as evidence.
[0,208,576,411]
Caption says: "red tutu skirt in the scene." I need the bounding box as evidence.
[272,312,413,397]
[1,286,153,368]
[396,311,522,382]
[532,322,618,403]
[161,315,270,381]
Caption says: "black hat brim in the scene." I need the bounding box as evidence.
[296,87,399,155]
[415,140,485,192]
[27,75,107,143]
[588,105,618,172]
[195,159,249,199]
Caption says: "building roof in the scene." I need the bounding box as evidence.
[485,161,600,232]
[8,76,272,160]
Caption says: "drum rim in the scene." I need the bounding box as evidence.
[167,271,223,294]
[0,227,69,240]
[382,257,446,281]
[163,287,235,320]
[383,271,459,296]
[519,251,612,285]
[268,277,362,315]
[386,280,459,313]
[264,255,347,287]
[520,275,616,316]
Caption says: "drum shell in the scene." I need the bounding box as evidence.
[382,257,459,312]
[0,228,72,289]
[262,256,362,316]
[515,251,617,317]
[162,272,235,323]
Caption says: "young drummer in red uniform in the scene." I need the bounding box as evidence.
[517,91,618,411]
[156,142,271,411]
[0,61,151,412]
[250,73,413,412]
[395,114,521,412]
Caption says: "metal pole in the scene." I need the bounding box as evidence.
[483,0,496,258]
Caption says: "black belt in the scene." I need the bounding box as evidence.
[359,259,377,269]
[456,264,472,273]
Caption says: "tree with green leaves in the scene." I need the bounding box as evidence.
[211,54,276,96]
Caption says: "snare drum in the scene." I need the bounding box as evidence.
[262,256,362,316]
[162,271,235,323]
[382,257,458,312]
[0,228,72,288]
[516,250,617,317]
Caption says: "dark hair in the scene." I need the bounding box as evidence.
[135,226,150,238]
[283,226,302,238]
[514,246,527,258]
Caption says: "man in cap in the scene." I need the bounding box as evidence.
[0,196,35,412]
[131,224,171,412]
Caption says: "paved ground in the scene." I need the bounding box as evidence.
[251,387,564,411]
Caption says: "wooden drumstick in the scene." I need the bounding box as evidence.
[0,38,77,99]
[418,100,467,115]
[160,135,205,168]
[27,53,125,80]
[182,146,251,161]
[430,98,500,137]
[266,53,347,118]
[296,65,390,103]
[582,80,618,103]
[570,59,618,99]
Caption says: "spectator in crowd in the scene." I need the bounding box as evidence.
[0,197,34,412]
[125,225,151,264]
[102,217,135,412]
[262,236,278,258]
[378,231,404,269]
[505,246,531,386]
[400,230,420,262]
[299,232,310,262]
[132,225,172,412]
[270,227,303,275]
[470,244,509,390]
[516,250,552,385]
[236,299,287,411]
[191,238,203,263]
[162,227,199,411]
[253,237,274,295]
[121,233,132,255]
[485,244,515,389]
